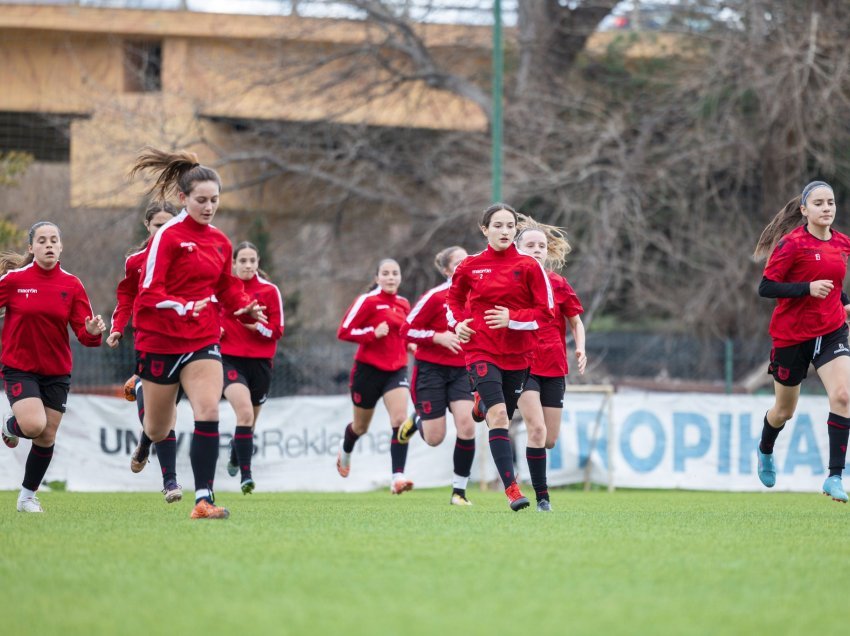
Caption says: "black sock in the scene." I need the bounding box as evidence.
[233,425,254,480]
[229,439,237,466]
[759,414,784,454]
[390,427,409,474]
[190,420,219,493]
[342,423,360,453]
[412,413,425,439]
[155,430,177,484]
[489,429,516,488]
[827,412,850,477]
[453,436,475,480]
[6,416,33,440]
[22,443,54,491]
[526,446,549,501]
[138,430,153,453]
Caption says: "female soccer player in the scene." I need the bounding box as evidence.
[447,203,554,511]
[335,258,414,495]
[398,246,477,506]
[754,180,850,502]
[106,201,183,503]
[221,241,284,495]
[515,215,586,511]
[127,147,266,520]
[0,222,106,512]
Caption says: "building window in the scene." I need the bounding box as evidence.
[0,111,75,162]
[124,40,162,93]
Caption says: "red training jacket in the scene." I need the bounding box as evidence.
[763,225,850,347]
[401,280,465,368]
[220,273,284,359]
[134,211,251,354]
[109,247,146,336]
[530,270,584,377]
[0,261,101,375]
[447,244,555,371]
[337,288,410,371]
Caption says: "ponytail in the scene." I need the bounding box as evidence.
[753,196,804,260]
[129,146,221,199]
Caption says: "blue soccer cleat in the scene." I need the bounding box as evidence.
[756,446,776,488]
[822,475,848,503]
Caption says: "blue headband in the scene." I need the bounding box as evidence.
[801,180,832,205]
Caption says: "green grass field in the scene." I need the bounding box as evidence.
[0,488,845,636]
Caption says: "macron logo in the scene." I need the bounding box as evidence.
[180,241,197,252]
[471,269,491,274]
[17,288,37,298]
[376,304,390,310]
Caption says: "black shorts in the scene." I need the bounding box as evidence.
[411,360,472,420]
[523,374,566,408]
[349,361,409,410]
[1,366,70,413]
[222,355,272,406]
[136,343,222,385]
[466,361,529,421]
[768,324,850,387]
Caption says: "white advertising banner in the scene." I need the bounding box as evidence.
[0,392,836,493]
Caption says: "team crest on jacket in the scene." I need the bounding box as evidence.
[150,360,164,378]
[513,270,521,280]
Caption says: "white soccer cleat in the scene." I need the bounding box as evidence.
[17,495,43,513]
[336,440,351,478]
[390,474,414,495]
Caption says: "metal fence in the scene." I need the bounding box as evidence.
[68,330,798,397]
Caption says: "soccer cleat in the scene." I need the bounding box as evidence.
[336,441,351,478]
[2,415,19,449]
[226,440,238,477]
[396,412,418,445]
[17,495,43,513]
[823,475,849,503]
[190,499,230,519]
[240,478,255,495]
[130,436,150,473]
[390,475,414,495]
[536,499,553,512]
[450,492,473,506]
[471,392,486,423]
[123,375,139,402]
[505,482,530,511]
[756,446,776,488]
[162,480,183,504]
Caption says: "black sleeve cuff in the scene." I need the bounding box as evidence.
[759,277,810,299]
[842,291,850,306]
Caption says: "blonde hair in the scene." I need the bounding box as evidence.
[515,214,572,271]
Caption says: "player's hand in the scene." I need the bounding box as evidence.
[455,318,475,343]
[810,280,834,299]
[234,299,267,323]
[106,332,122,348]
[433,331,463,353]
[86,314,107,335]
[484,305,510,329]
[374,321,390,339]
[576,349,587,375]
